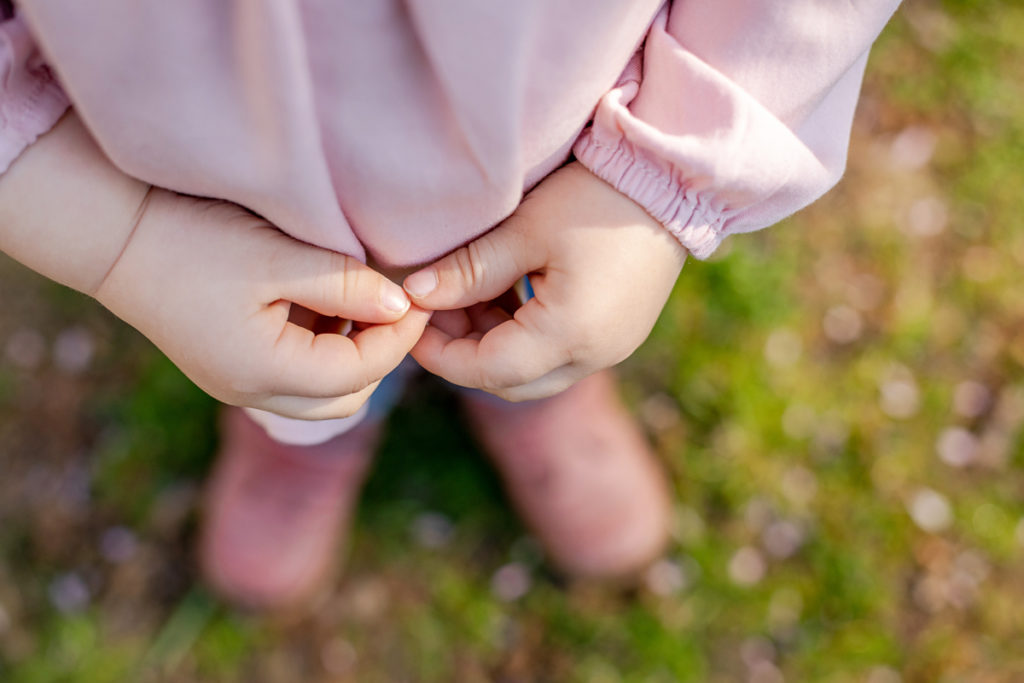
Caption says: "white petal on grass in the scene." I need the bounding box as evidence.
[762,520,806,559]
[99,526,139,564]
[728,546,766,586]
[823,305,864,344]
[879,368,921,419]
[490,563,531,602]
[346,578,390,620]
[953,550,990,587]
[53,326,95,374]
[936,427,980,468]
[907,488,953,533]
[410,512,454,549]
[905,196,948,236]
[644,558,689,596]
[953,380,991,418]
[947,572,979,610]
[780,467,818,506]
[889,125,937,170]
[4,328,46,370]
[48,573,90,613]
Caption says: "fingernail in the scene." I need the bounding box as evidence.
[404,269,438,298]
[381,284,410,313]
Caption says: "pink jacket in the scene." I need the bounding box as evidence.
[1,1,901,267]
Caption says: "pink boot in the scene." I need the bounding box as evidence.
[462,370,673,579]
[199,408,378,610]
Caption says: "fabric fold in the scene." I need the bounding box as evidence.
[0,16,68,174]
[574,1,900,258]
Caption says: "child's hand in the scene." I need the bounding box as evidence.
[403,162,686,402]
[95,189,430,419]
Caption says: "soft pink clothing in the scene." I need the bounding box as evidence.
[1,1,900,266]
[0,15,66,174]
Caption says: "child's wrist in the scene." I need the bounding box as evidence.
[566,161,685,240]
[548,161,689,264]
[90,184,155,304]
[90,186,189,320]
[0,111,152,295]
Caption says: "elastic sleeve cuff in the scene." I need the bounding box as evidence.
[0,16,70,175]
[574,128,726,259]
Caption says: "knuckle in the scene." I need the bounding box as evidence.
[479,363,529,391]
[348,355,388,395]
[452,244,486,292]
[319,252,351,303]
[327,398,362,419]
[564,324,597,363]
[331,383,377,418]
[494,388,522,402]
[564,309,629,366]
[477,368,505,392]
[347,369,375,395]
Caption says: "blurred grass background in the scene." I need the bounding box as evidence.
[3,1,1024,680]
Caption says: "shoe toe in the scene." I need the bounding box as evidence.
[199,409,376,610]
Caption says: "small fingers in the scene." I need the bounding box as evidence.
[465,302,512,336]
[403,222,542,310]
[410,305,569,390]
[488,364,588,402]
[429,308,473,339]
[274,249,411,323]
[429,302,511,341]
[267,306,430,398]
[259,381,380,421]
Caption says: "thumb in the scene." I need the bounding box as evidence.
[274,247,411,323]
[403,222,540,310]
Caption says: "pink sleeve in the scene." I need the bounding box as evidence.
[0,15,69,174]
[573,0,902,259]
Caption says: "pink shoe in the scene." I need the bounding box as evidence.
[199,408,378,610]
[461,370,673,579]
